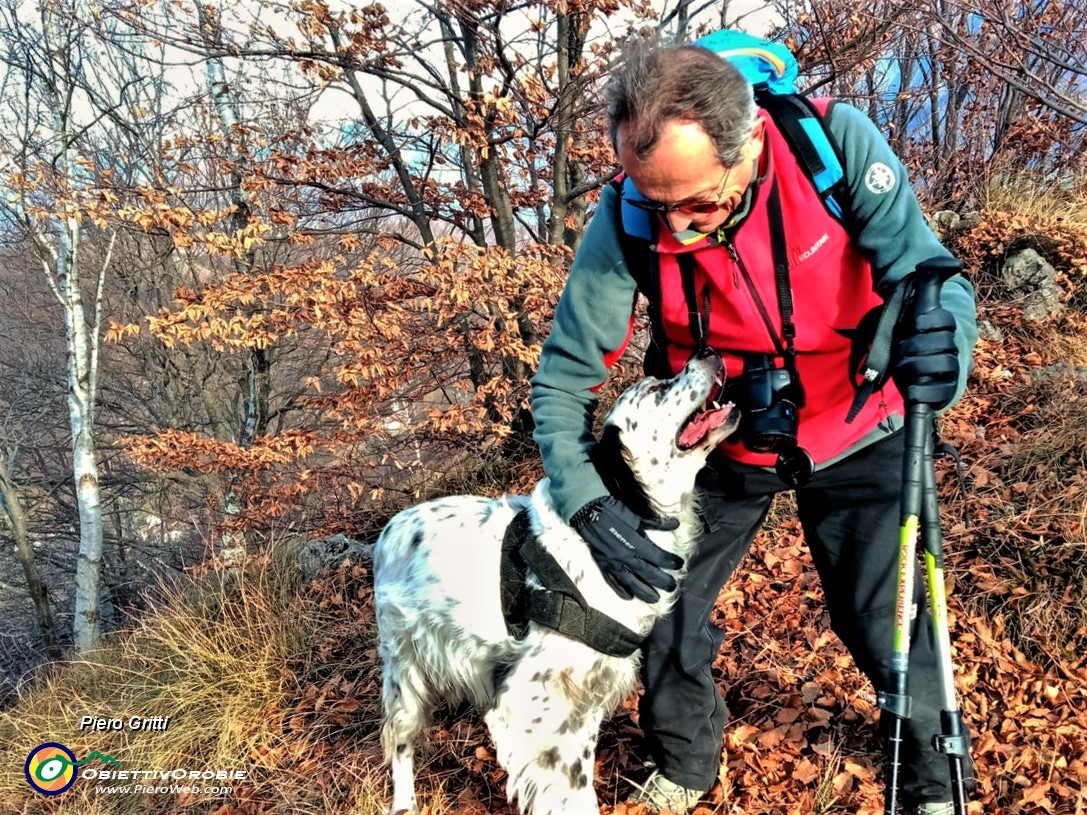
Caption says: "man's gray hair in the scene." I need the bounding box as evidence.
[604,37,757,166]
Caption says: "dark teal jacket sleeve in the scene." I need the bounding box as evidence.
[825,102,978,407]
[530,183,642,522]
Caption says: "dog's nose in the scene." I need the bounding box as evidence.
[688,347,725,387]
[690,347,724,371]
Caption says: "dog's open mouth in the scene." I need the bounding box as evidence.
[676,365,735,450]
[677,399,735,450]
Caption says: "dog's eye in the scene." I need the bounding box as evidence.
[641,381,670,402]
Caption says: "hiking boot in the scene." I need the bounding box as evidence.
[628,769,707,813]
[913,803,955,815]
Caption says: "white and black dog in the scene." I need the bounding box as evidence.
[373,351,739,815]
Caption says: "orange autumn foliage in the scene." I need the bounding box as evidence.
[118,240,569,536]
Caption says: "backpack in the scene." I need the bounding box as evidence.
[613,29,856,381]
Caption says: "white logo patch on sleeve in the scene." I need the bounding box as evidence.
[865,162,897,194]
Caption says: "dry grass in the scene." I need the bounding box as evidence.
[948,355,1087,663]
[812,746,844,814]
[981,165,1087,232]
[0,542,327,815]
[954,168,1087,310]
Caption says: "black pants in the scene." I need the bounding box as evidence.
[638,431,965,808]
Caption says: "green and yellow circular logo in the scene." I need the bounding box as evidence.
[24,742,77,795]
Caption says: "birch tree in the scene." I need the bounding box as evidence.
[2,4,105,650]
[0,0,143,649]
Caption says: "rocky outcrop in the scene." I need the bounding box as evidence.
[298,533,374,581]
[1000,247,1066,321]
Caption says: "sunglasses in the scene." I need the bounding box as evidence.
[625,161,741,216]
[626,197,725,216]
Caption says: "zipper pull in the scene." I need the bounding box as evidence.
[726,242,740,287]
[877,397,895,432]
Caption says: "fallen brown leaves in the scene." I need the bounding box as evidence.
[272,533,1082,813]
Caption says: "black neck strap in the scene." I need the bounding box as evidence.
[676,180,802,400]
[678,253,710,350]
[765,182,798,361]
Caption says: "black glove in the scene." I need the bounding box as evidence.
[571,496,682,603]
[893,305,960,409]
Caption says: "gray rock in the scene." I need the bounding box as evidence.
[959,212,982,230]
[298,533,374,581]
[1002,247,1051,289]
[1030,363,1087,385]
[1000,248,1064,320]
[930,210,960,235]
[976,319,1004,342]
[927,210,981,240]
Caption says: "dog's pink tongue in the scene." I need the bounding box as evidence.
[678,407,731,448]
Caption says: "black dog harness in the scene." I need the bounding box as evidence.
[499,508,644,659]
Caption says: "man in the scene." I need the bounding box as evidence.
[530,37,978,815]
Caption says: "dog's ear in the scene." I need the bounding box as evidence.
[589,425,654,519]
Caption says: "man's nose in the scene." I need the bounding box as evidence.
[665,211,694,232]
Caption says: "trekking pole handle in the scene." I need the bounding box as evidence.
[911,256,963,316]
[902,255,961,530]
[883,256,962,815]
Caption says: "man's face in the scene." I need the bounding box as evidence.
[617,118,764,234]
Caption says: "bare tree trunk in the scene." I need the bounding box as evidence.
[547,12,578,249]
[0,459,59,656]
[455,13,517,253]
[64,236,108,651]
[195,0,273,562]
[889,50,916,157]
[992,84,1023,155]
[326,22,437,248]
[436,11,488,247]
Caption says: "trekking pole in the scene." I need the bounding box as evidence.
[921,418,971,815]
[914,262,971,812]
[880,258,970,815]
[881,380,924,815]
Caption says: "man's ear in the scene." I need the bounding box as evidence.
[746,118,767,161]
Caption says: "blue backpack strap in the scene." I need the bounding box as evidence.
[757,92,851,224]
[610,177,672,377]
[617,176,654,241]
[611,176,657,294]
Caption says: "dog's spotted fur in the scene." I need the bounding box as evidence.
[373,353,738,815]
